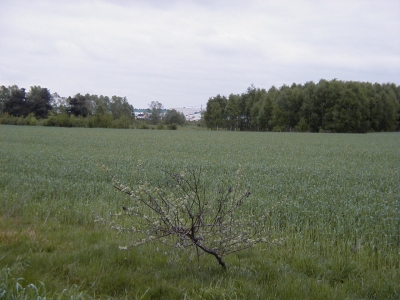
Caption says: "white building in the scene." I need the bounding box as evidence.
[171,107,203,121]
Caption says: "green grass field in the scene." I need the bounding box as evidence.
[0,125,399,299]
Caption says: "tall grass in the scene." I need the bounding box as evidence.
[0,125,398,299]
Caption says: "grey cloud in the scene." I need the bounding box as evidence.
[0,0,399,108]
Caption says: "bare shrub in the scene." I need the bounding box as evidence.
[100,166,274,269]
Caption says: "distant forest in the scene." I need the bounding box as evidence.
[1,79,399,133]
[0,85,134,128]
[204,79,399,133]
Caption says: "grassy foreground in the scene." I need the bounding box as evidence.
[0,125,399,299]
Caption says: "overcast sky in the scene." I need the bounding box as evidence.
[1,0,399,108]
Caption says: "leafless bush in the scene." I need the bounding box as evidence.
[100,166,273,269]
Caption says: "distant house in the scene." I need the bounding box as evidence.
[133,107,202,121]
[171,107,203,121]
[185,111,202,121]
[133,109,148,119]
[133,108,168,120]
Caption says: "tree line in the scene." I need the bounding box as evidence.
[0,85,185,129]
[204,79,400,133]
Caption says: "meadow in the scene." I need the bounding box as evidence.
[0,125,399,299]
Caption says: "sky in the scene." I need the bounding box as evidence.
[1,0,399,109]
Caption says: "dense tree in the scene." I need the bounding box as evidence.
[0,85,137,128]
[225,94,240,131]
[147,101,164,125]
[2,86,27,117]
[26,86,52,118]
[165,109,185,125]
[90,101,113,128]
[295,117,310,132]
[2,85,52,118]
[376,85,399,131]
[0,85,11,112]
[299,81,317,131]
[257,95,273,131]
[204,95,227,130]
[1,80,398,132]
[67,94,89,117]
[204,80,399,133]
[274,91,292,131]
[242,85,257,130]
[332,87,362,133]
[110,96,133,119]
[51,92,68,114]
